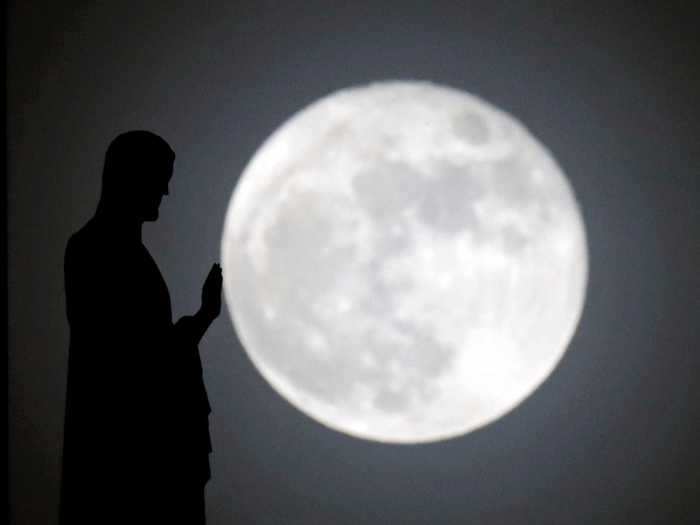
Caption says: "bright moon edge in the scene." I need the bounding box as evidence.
[221,80,588,444]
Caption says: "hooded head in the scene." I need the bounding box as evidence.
[98,130,175,222]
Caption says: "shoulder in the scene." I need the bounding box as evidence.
[65,219,105,269]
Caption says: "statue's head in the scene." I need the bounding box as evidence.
[99,130,175,222]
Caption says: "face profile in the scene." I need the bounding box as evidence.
[135,160,173,222]
[98,130,176,223]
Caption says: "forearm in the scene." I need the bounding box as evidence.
[191,308,215,344]
[174,308,215,347]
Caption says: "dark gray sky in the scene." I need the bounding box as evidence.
[8,2,700,524]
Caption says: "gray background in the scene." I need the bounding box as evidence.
[8,2,700,524]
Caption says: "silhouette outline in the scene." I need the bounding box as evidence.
[60,131,221,524]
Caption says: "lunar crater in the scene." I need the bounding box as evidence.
[452,110,490,145]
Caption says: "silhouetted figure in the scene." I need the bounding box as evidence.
[60,131,222,524]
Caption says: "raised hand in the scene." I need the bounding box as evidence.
[200,263,222,322]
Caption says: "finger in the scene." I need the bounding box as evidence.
[209,264,222,278]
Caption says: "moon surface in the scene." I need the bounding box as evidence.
[221,81,587,443]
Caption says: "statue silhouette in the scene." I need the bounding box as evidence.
[59,131,222,524]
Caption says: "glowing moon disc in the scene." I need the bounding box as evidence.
[221,81,587,443]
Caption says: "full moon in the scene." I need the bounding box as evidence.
[221,81,587,443]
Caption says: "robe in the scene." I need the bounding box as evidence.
[60,215,211,524]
